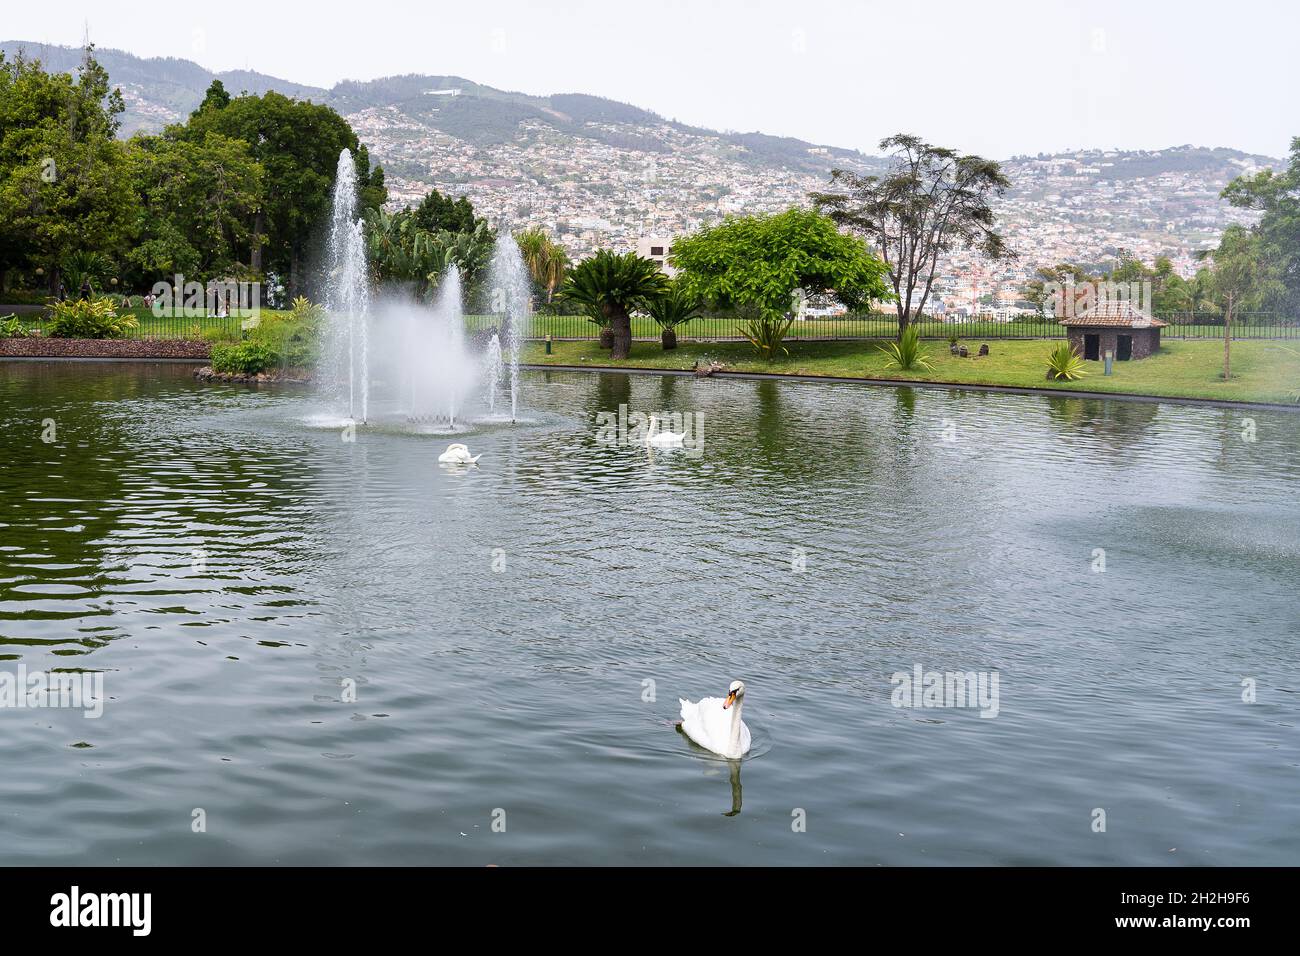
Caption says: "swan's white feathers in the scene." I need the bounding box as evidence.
[678,693,751,758]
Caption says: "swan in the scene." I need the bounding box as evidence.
[438,443,482,465]
[678,680,751,758]
[645,415,686,447]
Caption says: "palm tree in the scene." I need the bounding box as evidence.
[645,281,701,350]
[515,228,570,304]
[560,250,668,359]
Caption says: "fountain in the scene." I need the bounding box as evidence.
[322,149,370,423]
[487,229,530,422]
[483,332,503,415]
[317,151,517,433]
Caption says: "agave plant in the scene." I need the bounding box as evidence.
[1046,341,1088,381]
[736,299,795,361]
[879,325,934,372]
[646,283,702,350]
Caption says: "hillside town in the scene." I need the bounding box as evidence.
[351,104,1272,317]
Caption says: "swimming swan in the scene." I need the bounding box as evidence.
[679,680,751,758]
[645,415,686,447]
[438,443,482,465]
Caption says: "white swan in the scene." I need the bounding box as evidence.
[438,443,482,465]
[645,415,686,447]
[679,680,751,758]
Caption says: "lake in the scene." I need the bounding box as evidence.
[1,360,1297,865]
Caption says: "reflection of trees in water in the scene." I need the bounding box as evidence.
[0,363,318,662]
[1043,395,1160,456]
[589,371,632,425]
[0,364,139,659]
[655,371,681,410]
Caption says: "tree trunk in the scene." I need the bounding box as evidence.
[661,328,677,351]
[609,305,632,360]
[897,306,910,341]
[250,211,265,273]
[1223,292,1233,380]
[288,245,301,302]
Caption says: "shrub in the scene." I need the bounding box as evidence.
[248,299,321,368]
[1046,342,1088,381]
[1,314,38,338]
[737,300,794,361]
[647,284,702,350]
[211,341,279,375]
[879,326,934,371]
[46,297,138,339]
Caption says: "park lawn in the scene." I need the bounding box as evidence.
[522,337,1300,406]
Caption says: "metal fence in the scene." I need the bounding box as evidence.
[464,311,1300,343]
[19,308,246,342]
[11,306,1297,344]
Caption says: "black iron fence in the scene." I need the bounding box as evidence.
[15,307,246,342]
[464,311,1300,343]
[9,305,1297,344]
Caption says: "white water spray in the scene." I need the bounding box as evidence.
[323,149,370,423]
[487,230,530,422]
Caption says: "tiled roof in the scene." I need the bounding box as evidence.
[1059,303,1167,328]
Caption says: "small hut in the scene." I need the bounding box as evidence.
[1059,303,1167,361]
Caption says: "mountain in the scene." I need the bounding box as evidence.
[1,40,1284,283]
[0,41,876,175]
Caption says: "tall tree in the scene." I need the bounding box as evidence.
[182,90,384,296]
[514,227,570,304]
[0,47,133,294]
[125,131,264,281]
[1221,136,1300,315]
[812,133,1012,339]
[670,208,890,316]
[412,188,479,234]
[1203,226,1261,380]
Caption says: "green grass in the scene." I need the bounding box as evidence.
[522,338,1300,405]
[476,314,1295,343]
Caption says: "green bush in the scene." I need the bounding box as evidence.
[1046,342,1088,381]
[880,326,935,371]
[211,341,279,375]
[736,300,795,361]
[47,297,138,339]
[1,314,39,338]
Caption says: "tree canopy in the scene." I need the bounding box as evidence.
[812,134,1012,337]
[669,208,890,318]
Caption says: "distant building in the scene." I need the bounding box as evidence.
[637,236,677,276]
[1060,302,1167,361]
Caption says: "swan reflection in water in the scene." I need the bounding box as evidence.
[674,723,747,816]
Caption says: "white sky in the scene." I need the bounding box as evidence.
[6,0,1296,159]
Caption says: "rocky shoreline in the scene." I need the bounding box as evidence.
[193,366,313,385]
[0,337,210,359]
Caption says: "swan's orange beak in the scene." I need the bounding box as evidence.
[723,690,737,709]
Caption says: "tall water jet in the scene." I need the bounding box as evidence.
[402,265,477,429]
[483,332,503,415]
[323,149,370,422]
[487,229,530,422]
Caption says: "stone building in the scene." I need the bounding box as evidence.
[1059,303,1167,361]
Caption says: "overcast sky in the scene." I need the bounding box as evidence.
[7,0,1296,159]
